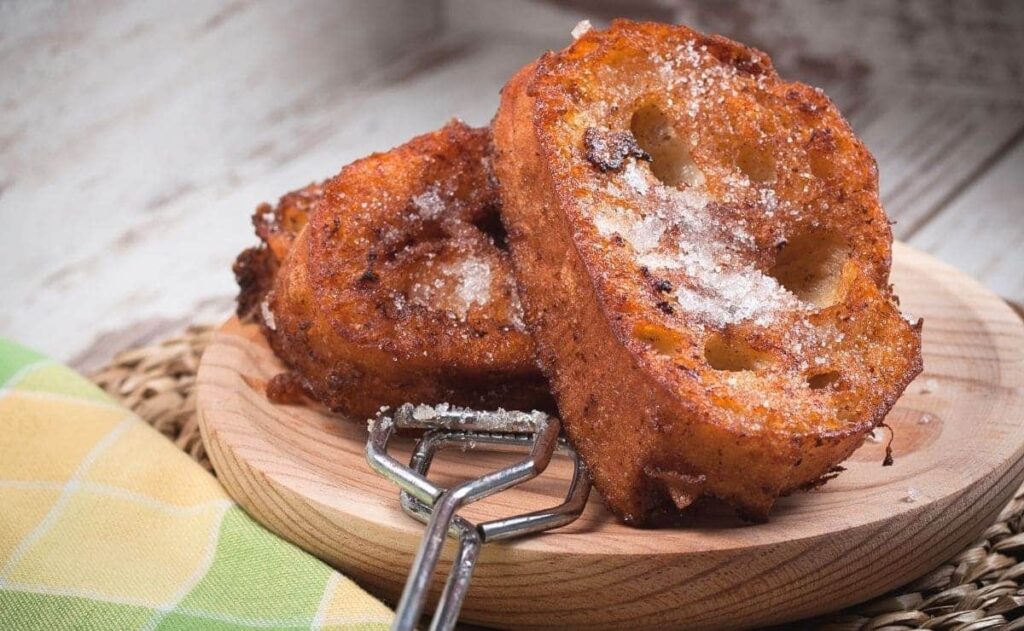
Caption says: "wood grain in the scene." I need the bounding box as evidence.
[912,140,1024,307]
[196,243,1024,630]
[3,1,1022,368]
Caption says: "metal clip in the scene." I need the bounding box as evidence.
[366,403,591,631]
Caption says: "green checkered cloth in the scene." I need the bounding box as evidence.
[0,339,393,630]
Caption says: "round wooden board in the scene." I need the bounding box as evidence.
[197,242,1024,631]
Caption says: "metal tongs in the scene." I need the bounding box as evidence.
[366,403,591,631]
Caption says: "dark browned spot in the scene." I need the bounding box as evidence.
[699,35,770,76]
[583,126,650,172]
[357,270,379,286]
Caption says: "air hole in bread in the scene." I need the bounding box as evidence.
[383,219,447,261]
[472,204,509,250]
[807,370,841,390]
[704,334,770,372]
[736,144,776,183]
[634,322,685,356]
[768,231,848,308]
[630,103,705,187]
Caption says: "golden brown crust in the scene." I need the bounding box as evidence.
[253,121,551,419]
[493,20,922,524]
[234,181,324,321]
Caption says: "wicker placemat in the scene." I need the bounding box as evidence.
[92,325,215,473]
[90,323,1024,630]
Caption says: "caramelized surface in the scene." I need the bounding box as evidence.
[235,122,550,419]
[493,20,922,523]
[234,182,323,321]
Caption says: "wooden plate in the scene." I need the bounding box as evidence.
[196,243,1024,630]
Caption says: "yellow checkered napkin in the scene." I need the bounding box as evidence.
[0,339,393,630]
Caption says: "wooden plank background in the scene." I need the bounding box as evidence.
[0,0,1021,370]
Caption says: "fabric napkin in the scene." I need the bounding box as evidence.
[0,338,393,630]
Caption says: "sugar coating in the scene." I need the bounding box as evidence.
[574,39,828,330]
[412,403,439,420]
[260,298,277,331]
[450,256,493,313]
[409,255,493,319]
[412,187,445,220]
[508,290,527,331]
[387,167,525,327]
[594,207,665,253]
[571,20,592,40]
[622,160,650,194]
[592,173,801,328]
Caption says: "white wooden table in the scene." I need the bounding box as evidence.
[1,0,1022,371]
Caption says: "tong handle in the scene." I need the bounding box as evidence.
[366,405,590,631]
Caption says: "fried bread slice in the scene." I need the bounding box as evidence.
[236,121,550,420]
[493,20,923,524]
